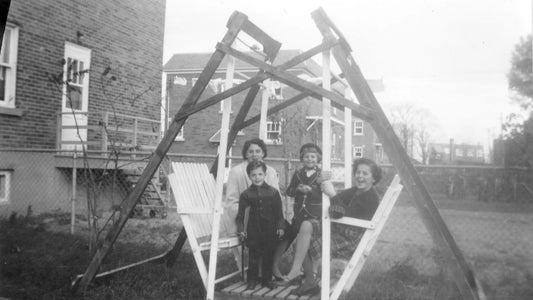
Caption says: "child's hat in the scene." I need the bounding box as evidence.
[299,143,322,161]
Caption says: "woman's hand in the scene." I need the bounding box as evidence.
[237,231,247,241]
[297,184,312,194]
[277,229,284,239]
[321,180,336,197]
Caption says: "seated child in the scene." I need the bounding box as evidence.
[273,143,327,296]
[236,160,285,290]
[286,143,324,246]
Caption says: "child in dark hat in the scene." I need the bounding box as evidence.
[287,143,324,236]
[273,143,327,295]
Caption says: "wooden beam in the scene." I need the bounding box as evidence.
[320,48,332,300]
[210,84,261,176]
[239,75,370,130]
[163,228,188,268]
[175,74,270,123]
[217,43,375,122]
[210,41,335,175]
[239,17,281,61]
[311,7,481,300]
[207,50,236,300]
[239,89,309,129]
[74,11,249,293]
[177,39,338,134]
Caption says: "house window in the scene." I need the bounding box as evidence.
[0,171,11,204]
[353,120,363,136]
[266,120,282,144]
[455,148,463,157]
[375,144,384,163]
[269,80,283,100]
[63,43,90,111]
[173,76,187,86]
[0,24,19,108]
[476,149,483,158]
[353,146,363,158]
[444,147,450,155]
[467,149,475,157]
[331,134,337,160]
[168,120,184,141]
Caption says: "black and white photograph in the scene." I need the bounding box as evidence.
[1,0,532,299]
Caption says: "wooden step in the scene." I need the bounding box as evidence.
[216,280,320,300]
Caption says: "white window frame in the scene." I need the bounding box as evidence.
[168,120,184,141]
[269,80,283,100]
[353,120,363,136]
[62,42,90,112]
[374,143,384,162]
[0,171,11,204]
[0,24,19,108]
[266,120,282,144]
[476,149,483,158]
[455,148,463,157]
[173,76,187,86]
[353,145,363,159]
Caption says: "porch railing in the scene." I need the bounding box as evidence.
[56,111,161,154]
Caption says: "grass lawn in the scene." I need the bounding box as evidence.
[1,195,533,299]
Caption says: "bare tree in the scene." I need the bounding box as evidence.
[387,103,437,164]
[48,60,157,254]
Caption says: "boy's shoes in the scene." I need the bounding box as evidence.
[261,280,275,290]
[273,275,285,282]
[273,274,303,286]
[246,280,259,290]
[289,282,320,296]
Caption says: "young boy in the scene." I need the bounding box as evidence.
[236,160,285,290]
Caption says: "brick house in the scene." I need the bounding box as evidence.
[163,50,384,185]
[0,0,166,216]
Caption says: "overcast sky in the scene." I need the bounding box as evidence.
[163,0,531,148]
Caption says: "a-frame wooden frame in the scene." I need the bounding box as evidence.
[74,8,484,300]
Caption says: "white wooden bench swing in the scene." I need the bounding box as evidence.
[75,7,486,300]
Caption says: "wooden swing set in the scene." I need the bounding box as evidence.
[74,8,485,300]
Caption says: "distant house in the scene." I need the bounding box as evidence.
[162,50,385,168]
[0,0,166,216]
[428,139,485,165]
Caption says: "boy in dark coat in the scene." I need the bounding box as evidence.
[237,160,285,290]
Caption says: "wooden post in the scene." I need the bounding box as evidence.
[56,113,62,150]
[74,11,248,293]
[71,151,77,234]
[206,53,235,300]
[344,87,353,188]
[259,79,270,141]
[102,112,108,153]
[312,8,482,300]
[132,118,138,158]
[320,49,332,300]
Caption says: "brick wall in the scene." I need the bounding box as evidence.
[0,0,165,149]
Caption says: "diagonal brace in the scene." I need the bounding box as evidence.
[217,43,374,121]
[173,39,341,125]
